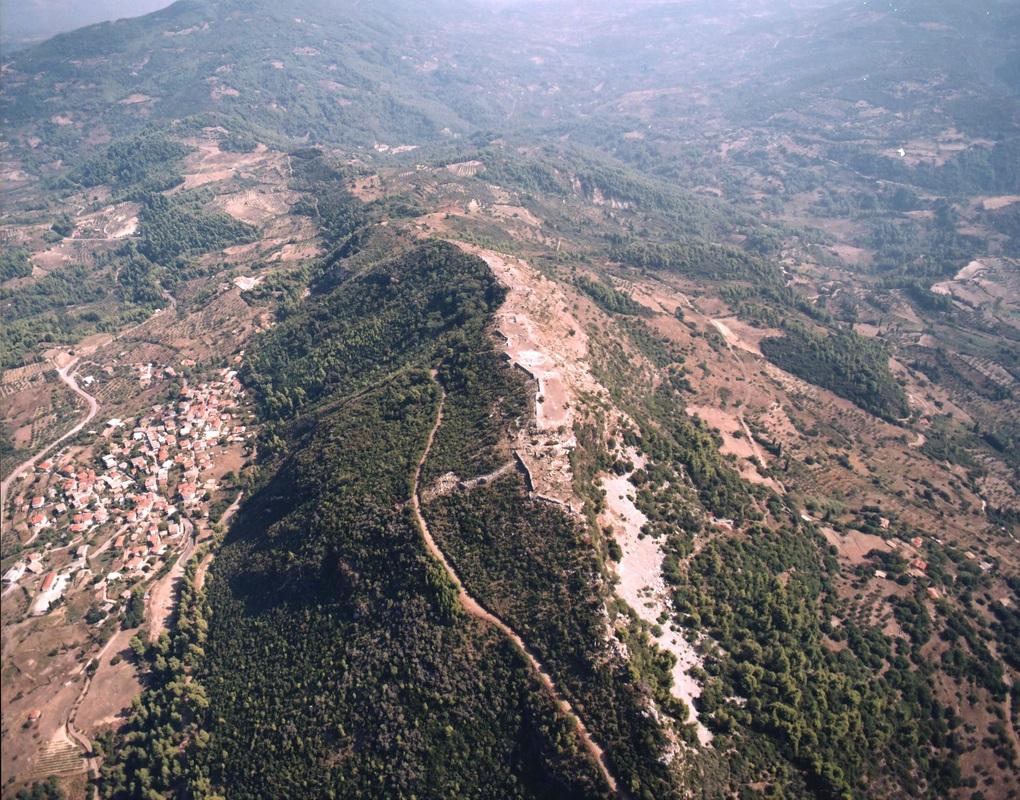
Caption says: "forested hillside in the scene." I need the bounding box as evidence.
[760,327,910,422]
[97,239,620,798]
[0,0,481,150]
[242,241,503,420]
[3,1,1018,798]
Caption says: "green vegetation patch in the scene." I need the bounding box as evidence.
[577,276,650,317]
[99,556,209,798]
[0,261,157,370]
[673,525,961,799]
[188,378,607,798]
[243,240,504,420]
[760,325,909,422]
[137,193,257,264]
[0,249,33,282]
[99,236,615,799]
[424,336,530,483]
[611,238,777,283]
[103,421,610,798]
[424,474,680,800]
[69,132,189,189]
[641,385,761,525]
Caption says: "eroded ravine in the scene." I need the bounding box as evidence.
[410,383,621,796]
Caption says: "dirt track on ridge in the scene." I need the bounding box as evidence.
[410,382,620,796]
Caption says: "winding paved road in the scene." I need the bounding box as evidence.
[411,384,620,796]
[1,358,100,520]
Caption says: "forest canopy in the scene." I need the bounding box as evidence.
[760,326,909,421]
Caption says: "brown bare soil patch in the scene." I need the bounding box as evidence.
[831,243,871,265]
[73,629,142,736]
[453,243,605,505]
[31,242,76,271]
[350,175,384,201]
[271,241,320,262]
[73,202,140,240]
[687,404,780,490]
[1,619,88,785]
[177,138,273,190]
[711,316,780,356]
[445,160,484,178]
[980,195,1020,210]
[218,188,297,224]
[820,526,892,564]
[209,83,240,101]
[490,204,542,227]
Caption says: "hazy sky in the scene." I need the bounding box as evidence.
[1,0,173,49]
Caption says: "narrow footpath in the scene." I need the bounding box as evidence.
[66,665,101,800]
[410,384,620,796]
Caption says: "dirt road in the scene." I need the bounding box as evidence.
[1,296,174,508]
[66,655,104,800]
[410,384,620,796]
[147,518,196,642]
[218,490,244,527]
[65,719,97,799]
[1,358,100,520]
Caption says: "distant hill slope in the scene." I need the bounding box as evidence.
[1,0,488,149]
[3,0,1017,160]
[0,0,172,51]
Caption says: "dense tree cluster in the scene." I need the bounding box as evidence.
[218,131,258,153]
[69,133,189,189]
[639,385,762,525]
[424,333,529,484]
[186,373,609,798]
[611,238,776,283]
[760,325,909,422]
[99,556,211,799]
[612,237,829,325]
[0,241,179,369]
[425,475,682,799]
[242,241,504,420]
[0,248,33,282]
[673,525,961,799]
[137,193,257,264]
[115,249,167,306]
[832,139,1020,196]
[14,778,65,800]
[990,582,1020,672]
[98,235,616,798]
[0,1,475,148]
[0,264,107,369]
[576,276,650,317]
[566,268,971,798]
